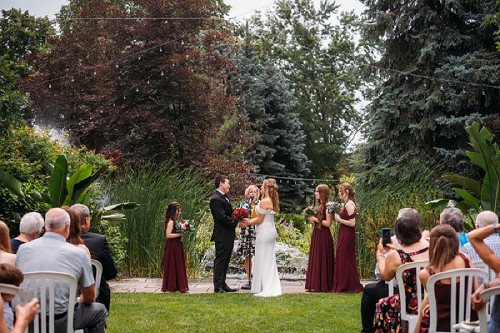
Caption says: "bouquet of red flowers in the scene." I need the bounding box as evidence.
[231,207,249,221]
[174,220,196,235]
[302,206,318,223]
[327,201,342,215]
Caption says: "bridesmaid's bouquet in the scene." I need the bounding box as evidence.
[175,220,196,235]
[231,208,249,221]
[327,201,342,215]
[302,206,318,223]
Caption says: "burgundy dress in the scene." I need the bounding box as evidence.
[420,253,477,332]
[305,210,335,292]
[333,206,363,293]
[161,236,189,293]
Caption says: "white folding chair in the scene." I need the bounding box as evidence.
[396,260,429,333]
[386,279,395,297]
[476,285,500,333]
[23,271,78,333]
[0,283,19,296]
[427,268,488,333]
[91,259,103,299]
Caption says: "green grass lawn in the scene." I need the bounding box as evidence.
[107,293,362,333]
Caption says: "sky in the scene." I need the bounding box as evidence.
[0,0,366,19]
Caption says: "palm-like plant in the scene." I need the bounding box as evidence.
[426,122,500,227]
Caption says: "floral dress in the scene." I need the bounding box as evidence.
[237,202,257,257]
[374,247,428,333]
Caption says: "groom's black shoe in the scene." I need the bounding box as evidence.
[214,288,226,293]
[222,286,237,292]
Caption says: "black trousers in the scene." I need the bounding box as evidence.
[213,241,234,289]
[360,279,389,333]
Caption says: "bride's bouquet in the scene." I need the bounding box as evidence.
[174,220,196,235]
[302,206,318,224]
[327,201,342,215]
[231,207,249,221]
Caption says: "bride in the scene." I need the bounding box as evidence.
[243,178,282,297]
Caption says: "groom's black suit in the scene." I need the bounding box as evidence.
[210,190,238,291]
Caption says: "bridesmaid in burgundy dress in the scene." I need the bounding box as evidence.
[305,184,335,292]
[161,201,189,293]
[333,182,363,293]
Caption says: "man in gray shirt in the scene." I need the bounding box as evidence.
[16,208,108,333]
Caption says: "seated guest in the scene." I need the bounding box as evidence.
[72,204,117,312]
[374,214,429,333]
[10,212,44,254]
[462,211,500,263]
[440,207,469,248]
[62,206,91,258]
[0,263,39,333]
[469,218,500,333]
[0,222,15,266]
[16,208,108,333]
[415,225,477,332]
[360,208,416,333]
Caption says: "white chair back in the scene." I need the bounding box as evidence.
[427,268,488,333]
[396,260,429,333]
[477,285,500,333]
[91,259,103,299]
[0,283,19,296]
[23,271,78,333]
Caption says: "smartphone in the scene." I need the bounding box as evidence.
[381,228,392,248]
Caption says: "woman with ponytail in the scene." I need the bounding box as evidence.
[243,178,282,297]
[415,224,477,332]
[305,184,335,292]
[333,182,364,293]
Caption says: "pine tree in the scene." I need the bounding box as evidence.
[360,0,500,179]
[230,37,309,211]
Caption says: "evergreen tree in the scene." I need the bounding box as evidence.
[231,37,309,210]
[359,0,500,180]
[249,0,374,178]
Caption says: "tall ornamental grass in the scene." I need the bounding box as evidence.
[355,161,444,278]
[103,163,212,277]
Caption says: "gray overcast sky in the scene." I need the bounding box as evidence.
[0,0,365,19]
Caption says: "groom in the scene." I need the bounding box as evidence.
[210,175,240,293]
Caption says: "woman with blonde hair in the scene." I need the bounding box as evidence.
[305,184,335,292]
[243,178,282,297]
[237,185,260,290]
[0,221,15,266]
[333,182,363,293]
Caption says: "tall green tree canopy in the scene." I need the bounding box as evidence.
[249,0,374,178]
[22,0,246,170]
[0,9,53,132]
[359,0,500,181]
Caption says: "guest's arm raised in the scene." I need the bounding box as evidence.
[468,225,500,274]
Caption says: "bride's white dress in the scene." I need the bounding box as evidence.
[251,204,282,297]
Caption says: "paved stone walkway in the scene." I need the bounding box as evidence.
[110,278,374,294]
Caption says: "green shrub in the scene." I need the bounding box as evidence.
[0,126,110,232]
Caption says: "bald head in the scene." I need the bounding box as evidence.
[45,208,70,231]
[475,211,498,228]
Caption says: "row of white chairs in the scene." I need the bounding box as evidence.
[388,259,499,333]
[0,259,103,333]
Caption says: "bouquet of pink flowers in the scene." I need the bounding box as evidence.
[231,207,249,221]
[327,201,342,215]
[175,220,196,235]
